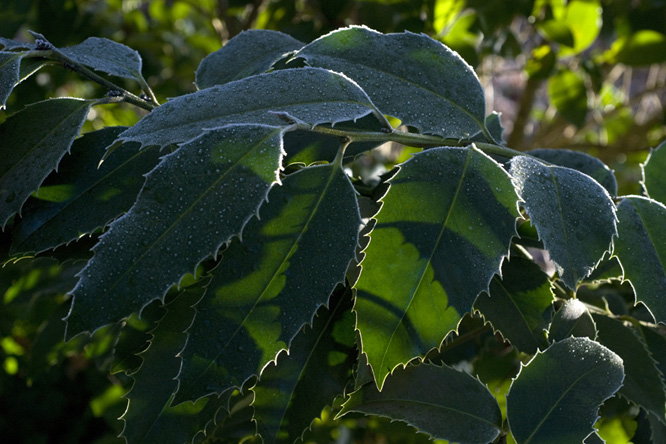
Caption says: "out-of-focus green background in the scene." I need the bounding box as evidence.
[1,1,665,443]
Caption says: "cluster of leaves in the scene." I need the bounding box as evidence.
[2,21,666,444]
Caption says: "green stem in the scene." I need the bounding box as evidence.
[26,49,157,112]
[294,123,525,159]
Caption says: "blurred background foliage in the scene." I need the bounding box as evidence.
[1,0,665,443]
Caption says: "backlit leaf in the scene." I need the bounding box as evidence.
[176,159,361,402]
[510,155,617,289]
[529,148,618,197]
[65,124,284,337]
[121,283,214,444]
[354,145,520,389]
[252,290,356,443]
[548,69,588,127]
[0,98,92,227]
[0,50,23,109]
[507,337,624,444]
[592,314,666,421]
[11,127,162,255]
[196,29,303,89]
[295,26,489,140]
[474,256,553,354]
[117,67,388,149]
[338,363,502,444]
[641,140,666,205]
[60,37,145,83]
[548,298,596,341]
[613,196,666,323]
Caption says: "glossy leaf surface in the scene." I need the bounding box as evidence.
[548,298,596,341]
[0,98,92,227]
[295,26,488,139]
[117,67,387,149]
[0,50,23,109]
[177,160,361,402]
[642,140,666,204]
[510,155,617,289]
[252,290,356,443]
[474,256,553,354]
[355,145,519,388]
[60,37,145,83]
[66,124,284,337]
[507,337,624,444]
[593,314,666,420]
[339,363,502,444]
[11,127,161,255]
[614,196,666,323]
[196,29,303,89]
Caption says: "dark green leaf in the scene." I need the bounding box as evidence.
[196,29,303,89]
[117,67,388,149]
[641,140,666,205]
[121,283,211,444]
[354,145,519,388]
[11,127,162,255]
[613,196,666,323]
[539,20,575,47]
[584,432,605,444]
[637,324,666,382]
[295,26,489,140]
[0,98,92,227]
[65,124,284,337]
[548,298,596,341]
[592,314,666,421]
[529,148,618,197]
[338,363,502,444]
[474,256,553,354]
[610,30,666,66]
[0,38,33,50]
[59,37,145,83]
[252,290,356,443]
[548,69,588,127]
[0,50,23,109]
[176,160,361,402]
[507,337,624,444]
[510,155,617,289]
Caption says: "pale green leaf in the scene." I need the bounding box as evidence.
[510,155,617,289]
[176,160,361,402]
[592,314,666,421]
[548,298,596,341]
[60,37,145,82]
[338,363,502,444]
[252,290,356,444]
[613,196,666,323]
[294,26,489,140]
[121,283,211,444]
[117,67,387,149]
[641,140,666,205]
[529,148,618,197]
[354,145,520,389]
[11,127,161,255]
[548,69,588,127]
[0,51,23,109]
[0,98,92,227]
[474,256,553,354]
[609,30,666,66]
[65,124,284,337]
[196,29,303,89]
[507,337,624,444]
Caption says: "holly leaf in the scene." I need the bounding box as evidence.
[510,155,617,289]
[65,124,284,337]
[0,98,92,227]
[294,26,489,140]
[548,298,596,341]
[252,290,356,443]
[11,127,162,255]
[613,196,666,323]
[507,337,624,444]
[60,36,146,83]
[474,256,553,354]
[176,159,361,402]
[196,29,303,89]
[354,145,519,389]
[338,363,502,444]
[116,67,388,149]
[0,51,23,109]
[642,140,666,205]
